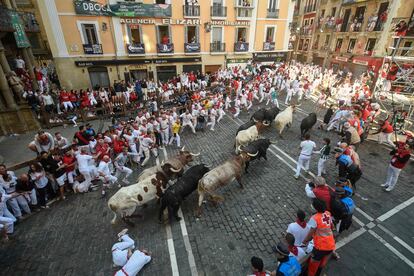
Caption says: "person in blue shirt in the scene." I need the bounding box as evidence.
[270,242,301,276]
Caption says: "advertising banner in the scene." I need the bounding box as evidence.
[184,43,201,53]
[10,12,30,48]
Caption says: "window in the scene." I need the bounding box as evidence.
[335,38,343,52]
[266,26,275,42]
[155,0,171,4]
[365,38,376,52]
[321,9,325,18]
[331,7,336,17]
[347,38,356,53]
[185,26,199,43]
[313,35,320,49]
[236,27,248,42]
[27,33,41,49]
[268,0,278,11]
[127,24,142,44]
[298,39,304,50]
[324,35,330,49]
[212,27,223,43]
[81,24,98,45]
[157,25,171,44]
[401,41,412,56]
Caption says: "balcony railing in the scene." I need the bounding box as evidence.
[126,43,145,54]
[263,42,275,51]
[0,7,14,32]
[18,12,40,32]
[211,5,227,17]
[267,8,279,18]
[184,42,200,53]
[234,42,249,52]
[304,5,317,13]
[183,5,200,17]
[235,0,254,18]
[0,7,40,33]
[210,42,225,52]
[157,43,174,54]
[83,44,103,55]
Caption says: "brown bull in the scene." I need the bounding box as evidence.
[196,153,249,217]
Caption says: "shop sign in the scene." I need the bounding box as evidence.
[75,57,201,67]
[252,52,287,62]
[335,56,348,62]
[157,43,174,54]
[161,19,201,25]
[210,20,250,26]
[10,11,30,48]
[127,43,145,54]
[227,58,250,64]
[74,0,172,18]
[352,59,368,66]
[83,44,103,55]
[234,42,249,52]
[184,43,201,53]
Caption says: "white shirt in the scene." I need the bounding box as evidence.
[289,247,307,262]
[286,222,311,246]
[42,94,54,105]
[180,113,192,124]
[77,154,93,170]
[300,140,316,156]
[15,58,25,69]
[114,250,151,276]
[98,161,111,176]
[0,192,12,216]
[141,137,153,148]
[0,172,17,194]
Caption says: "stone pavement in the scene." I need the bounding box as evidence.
[0,96,414,275]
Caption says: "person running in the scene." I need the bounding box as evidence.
[381,142,411,192]
[294,133,316,179]
[314,138,331,177]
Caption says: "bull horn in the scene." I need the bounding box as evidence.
[247,151,259,157]
[190,152,200,157]
[263,121,270,126]
[170,167,181,173]
[270,139,278,144]
[180,146,185,151]
[237,145,243,153]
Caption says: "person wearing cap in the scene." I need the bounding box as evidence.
[332,186,355,233]
[381,142,411,192]
[248,256,270,276]
[305,176,334,211]
[270,242,301,276]
[341,122,360,151]
[302,198,336,276]
[294,133,316,179]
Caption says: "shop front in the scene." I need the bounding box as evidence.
[312,54,325,68]
[330,56,349,72]
[349,56,384,77]
[252,51,288,64]
[226,58,251,69]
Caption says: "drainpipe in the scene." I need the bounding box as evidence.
[106,0,121,81]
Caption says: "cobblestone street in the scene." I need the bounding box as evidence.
[0,99,414,276]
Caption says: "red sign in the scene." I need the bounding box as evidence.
[335,56,348,62]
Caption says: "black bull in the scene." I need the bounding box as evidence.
[300,112,317,138]
[240,138,275,172]
[250,107,280,126]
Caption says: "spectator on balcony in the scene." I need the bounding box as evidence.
[391,20,408,55]
[379,10,388,30]
[15,55,26,77]
[367,13,378,32]
[162,34,170,45]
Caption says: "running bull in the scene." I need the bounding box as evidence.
[250,107,280,126]
[137,146,199,182]
[300,112,317,138]
[159,164,210,223]
[196,153,249,217]
[108,163,180,225]
[235,122,263,154]
[239,138,276,172]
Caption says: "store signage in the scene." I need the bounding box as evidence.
[74,0,172,18]
[252,52,287,62]
[127,43,145,54]
[10,11,30,48]
[234,42,249,52]
[83,44,103,55]
[227,58,250,64]
[75,57,201,67]
[335,56,348,62]
[162,19,201,25]
[157,43,174,54]
[184,43,201,53]
[210,20,250,26]
[263,42,275,51]
[352,59,369,66]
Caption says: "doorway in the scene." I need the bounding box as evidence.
[183,64,202,74]
[130,69,148,81]
[204,65,221,74]
[341,9,351,32]
[156,66,177,82]
[88,66,110,89]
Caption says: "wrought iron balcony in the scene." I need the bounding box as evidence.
[83,44,103,55]
[235,0,254,18]
[183,5,200,17]
[211,5,227,17]
[126,43,145,54]
[267,9,279,18]
[210,42,225,52]
[0,7,39,33]
[263,42,275,51]
[234,42,249,52]
[18,12,40,32]
[184,43,200,53]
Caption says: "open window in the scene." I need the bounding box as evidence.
[266,26,275,42]
[335,38,343,52]
[365,38,376,55]
[347,38,356,53]
[157,25,171,44]
[127,24,143,44]
[236,27,248,42]
[185,25,199,43]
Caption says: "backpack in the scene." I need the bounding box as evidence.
[330,192,348,220]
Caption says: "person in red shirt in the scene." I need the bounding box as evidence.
[381,142,411,191]
[60,89,73,111]
[69,91,79,108]
[95,139,110,162]
[375,119,395,147]
[62,150,76,188]
[305,176,334,212]
[80,91,90,108]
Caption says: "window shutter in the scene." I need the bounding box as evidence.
[185,26,188,43]
[156,26,160,43]
[196,25,199,43]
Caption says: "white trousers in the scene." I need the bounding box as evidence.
[378,132,394,147]
[182,122,196,134]
[207,117,216,130]
[141,147,151,166]
[295,155,311,177]
[161,129,169,144]
[0,216,14,234]
[217,109,225,122]
[169,133,181,147]
[129,144,139,163]
[285,93,292,104]
[23,188,37,206]
[79,166,97,186]
[63,101,73,111]
[317,158,327,176]
[233,107,240,118]
[112,234,135,267]
[7,195,31,218]
[384,164,401,190]
[115,166,133,180]
[100,174,118,188]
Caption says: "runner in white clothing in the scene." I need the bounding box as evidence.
[112,229,135,267]
[114,148,138,186]
[114,249,151,276]
[206,107,217,131]
[294,133,316,179]
[98,155,118,197]
[180,110,196,134]
[233,96,241,118]
[159,115,170,146]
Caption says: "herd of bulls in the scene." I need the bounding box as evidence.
[108,106,319,225]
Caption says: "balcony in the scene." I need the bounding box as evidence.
[263,42,275,51]
[211,5,227,18]
[0,8,14,32]
[234,42,249,52]
[304,5,317,14]
[210,42,225,53]
[126,43,145,55]
[18,12,40,32]
[267,8,279,18]
[184,42,200,53]
[235,0,254,18]
[0,7,40,33]
[183,5,200,17]
[82,44,103,55]
[157,43,174,54]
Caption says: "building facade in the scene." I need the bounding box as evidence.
[291,0,414,76]
[37,0,294,90]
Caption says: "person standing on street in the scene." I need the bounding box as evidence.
[269,242,301,276]
[302,198,336,276]
[314,138,331,177]
[381,142,411,192]
[294,133,316,179]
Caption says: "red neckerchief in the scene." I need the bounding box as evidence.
[288,245,298,256]
[296,219,307,229]
[253,272,267,276]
